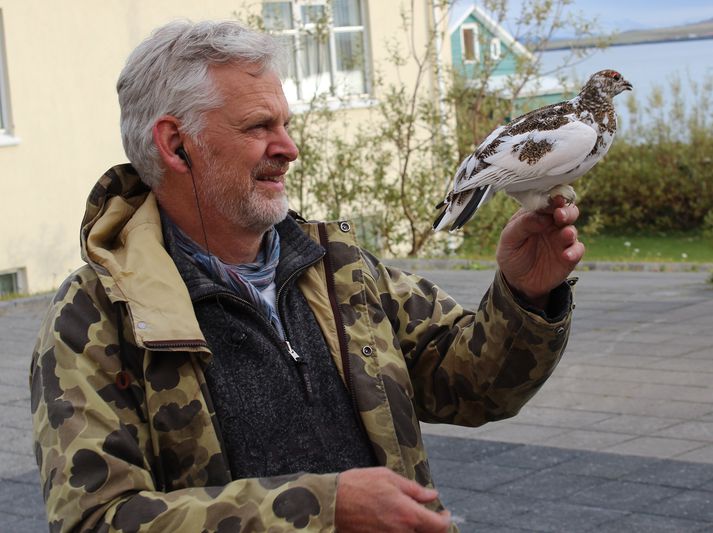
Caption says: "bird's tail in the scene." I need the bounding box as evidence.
[450,185,493,231]
[432,204,449,231]
[432,185,493,232]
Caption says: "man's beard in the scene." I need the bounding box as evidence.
[200,154,289,233]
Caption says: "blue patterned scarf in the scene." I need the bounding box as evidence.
[165,216,284,338]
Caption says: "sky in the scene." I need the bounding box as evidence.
[451,0,713,33]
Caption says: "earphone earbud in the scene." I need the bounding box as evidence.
[177,144,211,257]
[176,146,192,169]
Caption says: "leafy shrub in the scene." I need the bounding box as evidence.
[579,140,713,232]
[703,210,713,242]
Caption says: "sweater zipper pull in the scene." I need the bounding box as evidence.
[285,341,314,404]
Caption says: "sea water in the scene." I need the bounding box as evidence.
[540,38,713,132]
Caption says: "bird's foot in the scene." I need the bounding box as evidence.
[548,184,577,206]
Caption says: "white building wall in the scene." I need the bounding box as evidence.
[0,0,451,293]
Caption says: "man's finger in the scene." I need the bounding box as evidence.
[558,225,578,247]
[394,476,439,503]
[563,240,586,263]
[411,504,451,533]
[550,195,567,208]
[535,195,568,216]
[554,203,580,227]
[502,210,554,244]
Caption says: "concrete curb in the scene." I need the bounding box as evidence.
[0,293,52,311]
[386,258,713,273]
[576,260,713,272]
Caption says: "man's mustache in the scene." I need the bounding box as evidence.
[251,158,290,178]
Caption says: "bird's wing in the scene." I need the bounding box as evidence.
[453,160,513,193]
[475,124,508,155]
[480,121,597,191]
[448,125,508,191]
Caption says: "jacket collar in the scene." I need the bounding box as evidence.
[81,164,208,351]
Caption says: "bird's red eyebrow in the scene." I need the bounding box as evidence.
[605,70,621,77]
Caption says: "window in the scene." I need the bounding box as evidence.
[0,9,12,137]
[0,268,26,296]
[263,0,369,102]
[490,37,501,60]
[460,23,479,63]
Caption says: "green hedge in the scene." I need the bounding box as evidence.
[579,138,713,232]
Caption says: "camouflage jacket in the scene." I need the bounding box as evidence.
[31,164,573,532]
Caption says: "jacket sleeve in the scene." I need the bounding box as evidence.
[365,254,573,426]
[30,271,337,533]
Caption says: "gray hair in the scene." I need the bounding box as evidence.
[117,20,280,187]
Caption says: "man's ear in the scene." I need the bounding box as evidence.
[153,116,191,173]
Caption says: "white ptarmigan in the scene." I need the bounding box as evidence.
[433,69,632,232]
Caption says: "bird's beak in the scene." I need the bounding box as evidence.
[622,79,633,91]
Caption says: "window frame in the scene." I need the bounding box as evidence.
[263,0,371,104]
[490,37,501,60]
[0,8,13,140]
[460,23,480,64]
[0,267,27,296]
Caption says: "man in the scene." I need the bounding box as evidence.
[31,20,583,533]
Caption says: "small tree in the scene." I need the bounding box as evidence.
[283,0,459,257]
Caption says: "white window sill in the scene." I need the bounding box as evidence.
[0,133,20,147]
[290,96,379,114]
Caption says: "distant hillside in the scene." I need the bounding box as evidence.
[542,19,713,50]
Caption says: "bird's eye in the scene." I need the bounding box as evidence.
[614,73,621,81]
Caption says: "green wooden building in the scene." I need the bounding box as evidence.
[449,3,567,114]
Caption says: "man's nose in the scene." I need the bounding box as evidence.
[268,128,299,162]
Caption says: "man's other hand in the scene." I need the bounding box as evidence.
[335,467,451,532]
[496,196,584,308]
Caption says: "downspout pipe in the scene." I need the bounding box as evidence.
[431,0,449,138]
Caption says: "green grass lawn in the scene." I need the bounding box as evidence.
[581,232,713,263]
[459,231,713,263]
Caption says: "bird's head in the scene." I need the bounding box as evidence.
[583,70,633,100]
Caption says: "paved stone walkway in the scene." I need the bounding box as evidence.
[2,269,712,531]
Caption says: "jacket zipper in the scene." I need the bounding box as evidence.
[144,339,209,350]
[194,289,316,403]
[317,223,360,418]
[274,255,326,404]
[285,340,314,404]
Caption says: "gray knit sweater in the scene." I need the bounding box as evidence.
[162,215,377,479]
